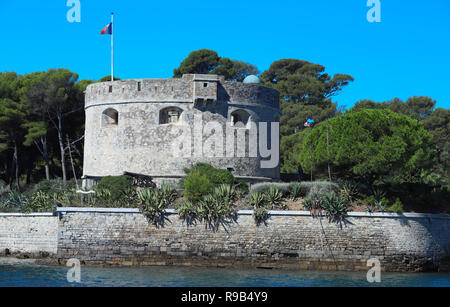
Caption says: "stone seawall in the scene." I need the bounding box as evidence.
[55,208,450,272]
[0,213,58,257]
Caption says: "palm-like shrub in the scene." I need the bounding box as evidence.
[320,192,350,222]
[176,201,197,222]
[250,192,266,209]
[264,186,286,210]
[138,185,177,221]
[289,182,305,200]
[0,191,29,212]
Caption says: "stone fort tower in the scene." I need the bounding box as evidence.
[82,74,280,187]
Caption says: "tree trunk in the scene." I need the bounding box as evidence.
[57,115,67,184]
[13,140,20,190]
[41,136,50,180]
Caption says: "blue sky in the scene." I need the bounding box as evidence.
[0,0,449,109]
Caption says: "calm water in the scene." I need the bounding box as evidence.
[0,262,449,287]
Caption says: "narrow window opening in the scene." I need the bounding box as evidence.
[231,110,251,128]
[102,108,119,127]
[160,107,183,124]
[109,86,113,93]
[138,82,142,91]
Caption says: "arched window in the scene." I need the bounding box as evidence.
[231,110,251,128]
[102,108,119,126]
[160,107,183,124]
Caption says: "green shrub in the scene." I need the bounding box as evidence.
[186,163,235,185]
[339,181,360,202]
[264,186,286,210]
[254,207,270,225]
[301,181,339,197]
[289,182,305,200]
[388,198,404,214]
[250,182,291,195]
[303,191,350,222]
[197,190,236,222]
[184,170,213,202]
[234,179,249,197]
[250,192,266,209]
[302,193,323,212]
[96,175,133,200]
[22,191,55,213]
[138,185,177,221]
[176,201,197,221]
[250,192,270,225]
[0,191,29,212]
[320,192,350,222]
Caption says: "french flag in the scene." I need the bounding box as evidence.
[101,22,113,35]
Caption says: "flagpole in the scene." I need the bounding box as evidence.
[111,12,114,83]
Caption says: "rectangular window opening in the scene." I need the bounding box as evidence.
[138,82,142,91]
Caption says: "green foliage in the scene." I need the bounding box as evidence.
[212,58,260,82]
[280,129,311,173]
[250,182,291,195]
[234,179,249,196]
[339,181,360,203]
[173,49,259,82]
[303,190,350,222]
[352,96,436,121]
[249,192,266,208]
[0,191,29,212]
[176,201,197,222]
[300,181,340,196]
[253,207,270,226]
[302,193,323,213]
[97,76,120,82]
[197,185,237,223]
[96,175,133,200]
[138,185,177,222]
[264,186,286,210]
[320,192,351,222]
[186,163,235,185]
[23,190,55,213]
[183,170,214,202]
[388,198,404,214]
[299,109,434,185]
[174,49,220,77]
[260,59,353,136]
[289,182,305,200]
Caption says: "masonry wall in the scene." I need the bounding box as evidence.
[0,213,58,257]
[82,74,281,183]
[56,209,450,272]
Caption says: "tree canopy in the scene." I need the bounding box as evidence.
[260,59,354,136]
[298,109,434,185]
[173,49,260,81]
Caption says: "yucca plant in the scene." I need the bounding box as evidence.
[320,192,350,223]
[290,182,304,200]
[138,185,177,221]
[1,191,29,212]
[250,192,266,209]
[339,181,359,203]
[253,207,270,225]
[264,186,285,210]
[372,188,386,202]
[176,201,197,221]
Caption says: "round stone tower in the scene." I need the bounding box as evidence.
[82,74,280,187]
